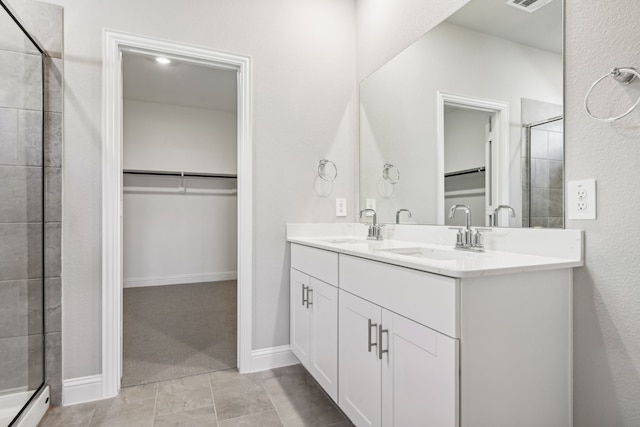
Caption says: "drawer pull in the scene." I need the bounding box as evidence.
[378,325,389,360]
[368,319,378,352]
[306,288,313,308]
[302,285,309,306]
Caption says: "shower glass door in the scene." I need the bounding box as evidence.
[0,1,46,425]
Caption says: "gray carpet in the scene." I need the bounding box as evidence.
[122,281,237,387]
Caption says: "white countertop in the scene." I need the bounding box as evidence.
[288,235,583,278]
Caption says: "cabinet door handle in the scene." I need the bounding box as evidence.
[378,325,389,360]
[306,288,313,308]
[368,319,378,352]
[302,285,308,306]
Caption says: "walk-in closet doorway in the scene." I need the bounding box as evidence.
[120,50,240,387]
[102,32,253,399]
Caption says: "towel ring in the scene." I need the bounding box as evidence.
[382,163,400,184]
[318,158,337,181]
[584,67,640,122]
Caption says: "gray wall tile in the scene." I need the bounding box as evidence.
[9,0,63,58]
[45,277,61,333]
[0,165,42,222]
[44,58,62,113]
[0,10,39,56]
[548,131,563,160]
[0,335,28,390]
[530,129,548,159]
[45,222,61,278]
[531,159,550,188]
[0,108,43,167]
[0,279,42,338]
[548,160,563,190]
[44,112,62,167]
[0,223,43,281]
[45,167,61,222]
[45,331,61,388]
[28,333,44,390]
[0,50,42,110]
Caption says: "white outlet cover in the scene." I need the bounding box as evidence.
[568,179,596,220]
[335,198,347,217]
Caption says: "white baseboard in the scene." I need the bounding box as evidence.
[62,375,104,406]
[123,271,237,288]
[248,345,300,373]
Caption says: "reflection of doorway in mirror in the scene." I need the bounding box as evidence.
[436,92,510,227]
[443,106,492,227]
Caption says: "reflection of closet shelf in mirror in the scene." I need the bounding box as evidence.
[444,188,485,198]
[123,169,237,195]
[444,166,485,178]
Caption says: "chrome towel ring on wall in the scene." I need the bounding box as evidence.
[382,163,400,184]
[584,67,640,122]
[318,158,338,181]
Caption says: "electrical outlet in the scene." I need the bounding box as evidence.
[335,198,347,217]
[568,179,596,220]
[365,199,376,216]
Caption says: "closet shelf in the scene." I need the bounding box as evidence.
[444,188,485,198]
[123,169,237,179]
[444,167,485,178]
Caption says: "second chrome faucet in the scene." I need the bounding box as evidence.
[448,204,489,252]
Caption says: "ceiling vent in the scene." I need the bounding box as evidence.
[506,0,554,13]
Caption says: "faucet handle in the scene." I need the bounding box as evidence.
[473,228,492,248]
[448,227,465,247]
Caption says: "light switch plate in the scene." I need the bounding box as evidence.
[567,179,596,220]
[335,198,347,217]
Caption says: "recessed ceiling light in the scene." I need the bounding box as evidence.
[155,57,171,65]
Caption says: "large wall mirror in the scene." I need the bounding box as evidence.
[359,0,563,228]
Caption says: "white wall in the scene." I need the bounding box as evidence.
[123,100,237,174]
[123,177,237,287]
[122,100,238,288]
[359,22,562,224]
[358,0,640,424]
[45,0,357,379]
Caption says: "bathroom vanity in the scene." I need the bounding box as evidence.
[287,223,583,427]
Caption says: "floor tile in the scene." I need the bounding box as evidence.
[89,397,155,427]
[209,370,274,421]
[120,383,158,403]
[155,374,214,417]
[38,402,97,427]
[154,406,217,427]
[263,372,345,427]
[218,410,283,427]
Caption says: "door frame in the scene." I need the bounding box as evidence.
[102,30,253,398]
[436,91,510,224]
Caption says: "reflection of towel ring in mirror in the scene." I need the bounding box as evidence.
[584,67,640,122]
[318,158,337,181]
[382,163,400,184]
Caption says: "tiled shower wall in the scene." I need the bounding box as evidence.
[521,99,564,228]
[0,0,63,405]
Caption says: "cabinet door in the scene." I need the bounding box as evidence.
[290,268,310,365]
[381,310,459,427]
[339,290,382,427]
[308,277,338,402]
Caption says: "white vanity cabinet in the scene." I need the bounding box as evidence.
[289,241,573,427]
[290,244,339,401]
[339,290,458,427]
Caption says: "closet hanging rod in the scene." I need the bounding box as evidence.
[123,169,237,179]
[444,167,486,178]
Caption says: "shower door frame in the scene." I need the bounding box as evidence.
[102,30,255,400]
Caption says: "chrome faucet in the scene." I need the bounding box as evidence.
[396,208,412,224]
[448,204,489,251]
[493,205,516,227]
[359,208,383,240]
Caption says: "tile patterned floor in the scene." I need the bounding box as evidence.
[38,365,353,427]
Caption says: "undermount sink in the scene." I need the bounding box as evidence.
[376,246,489,261]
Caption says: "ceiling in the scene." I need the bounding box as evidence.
[122,52,238,112]
[446,0,562,54]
